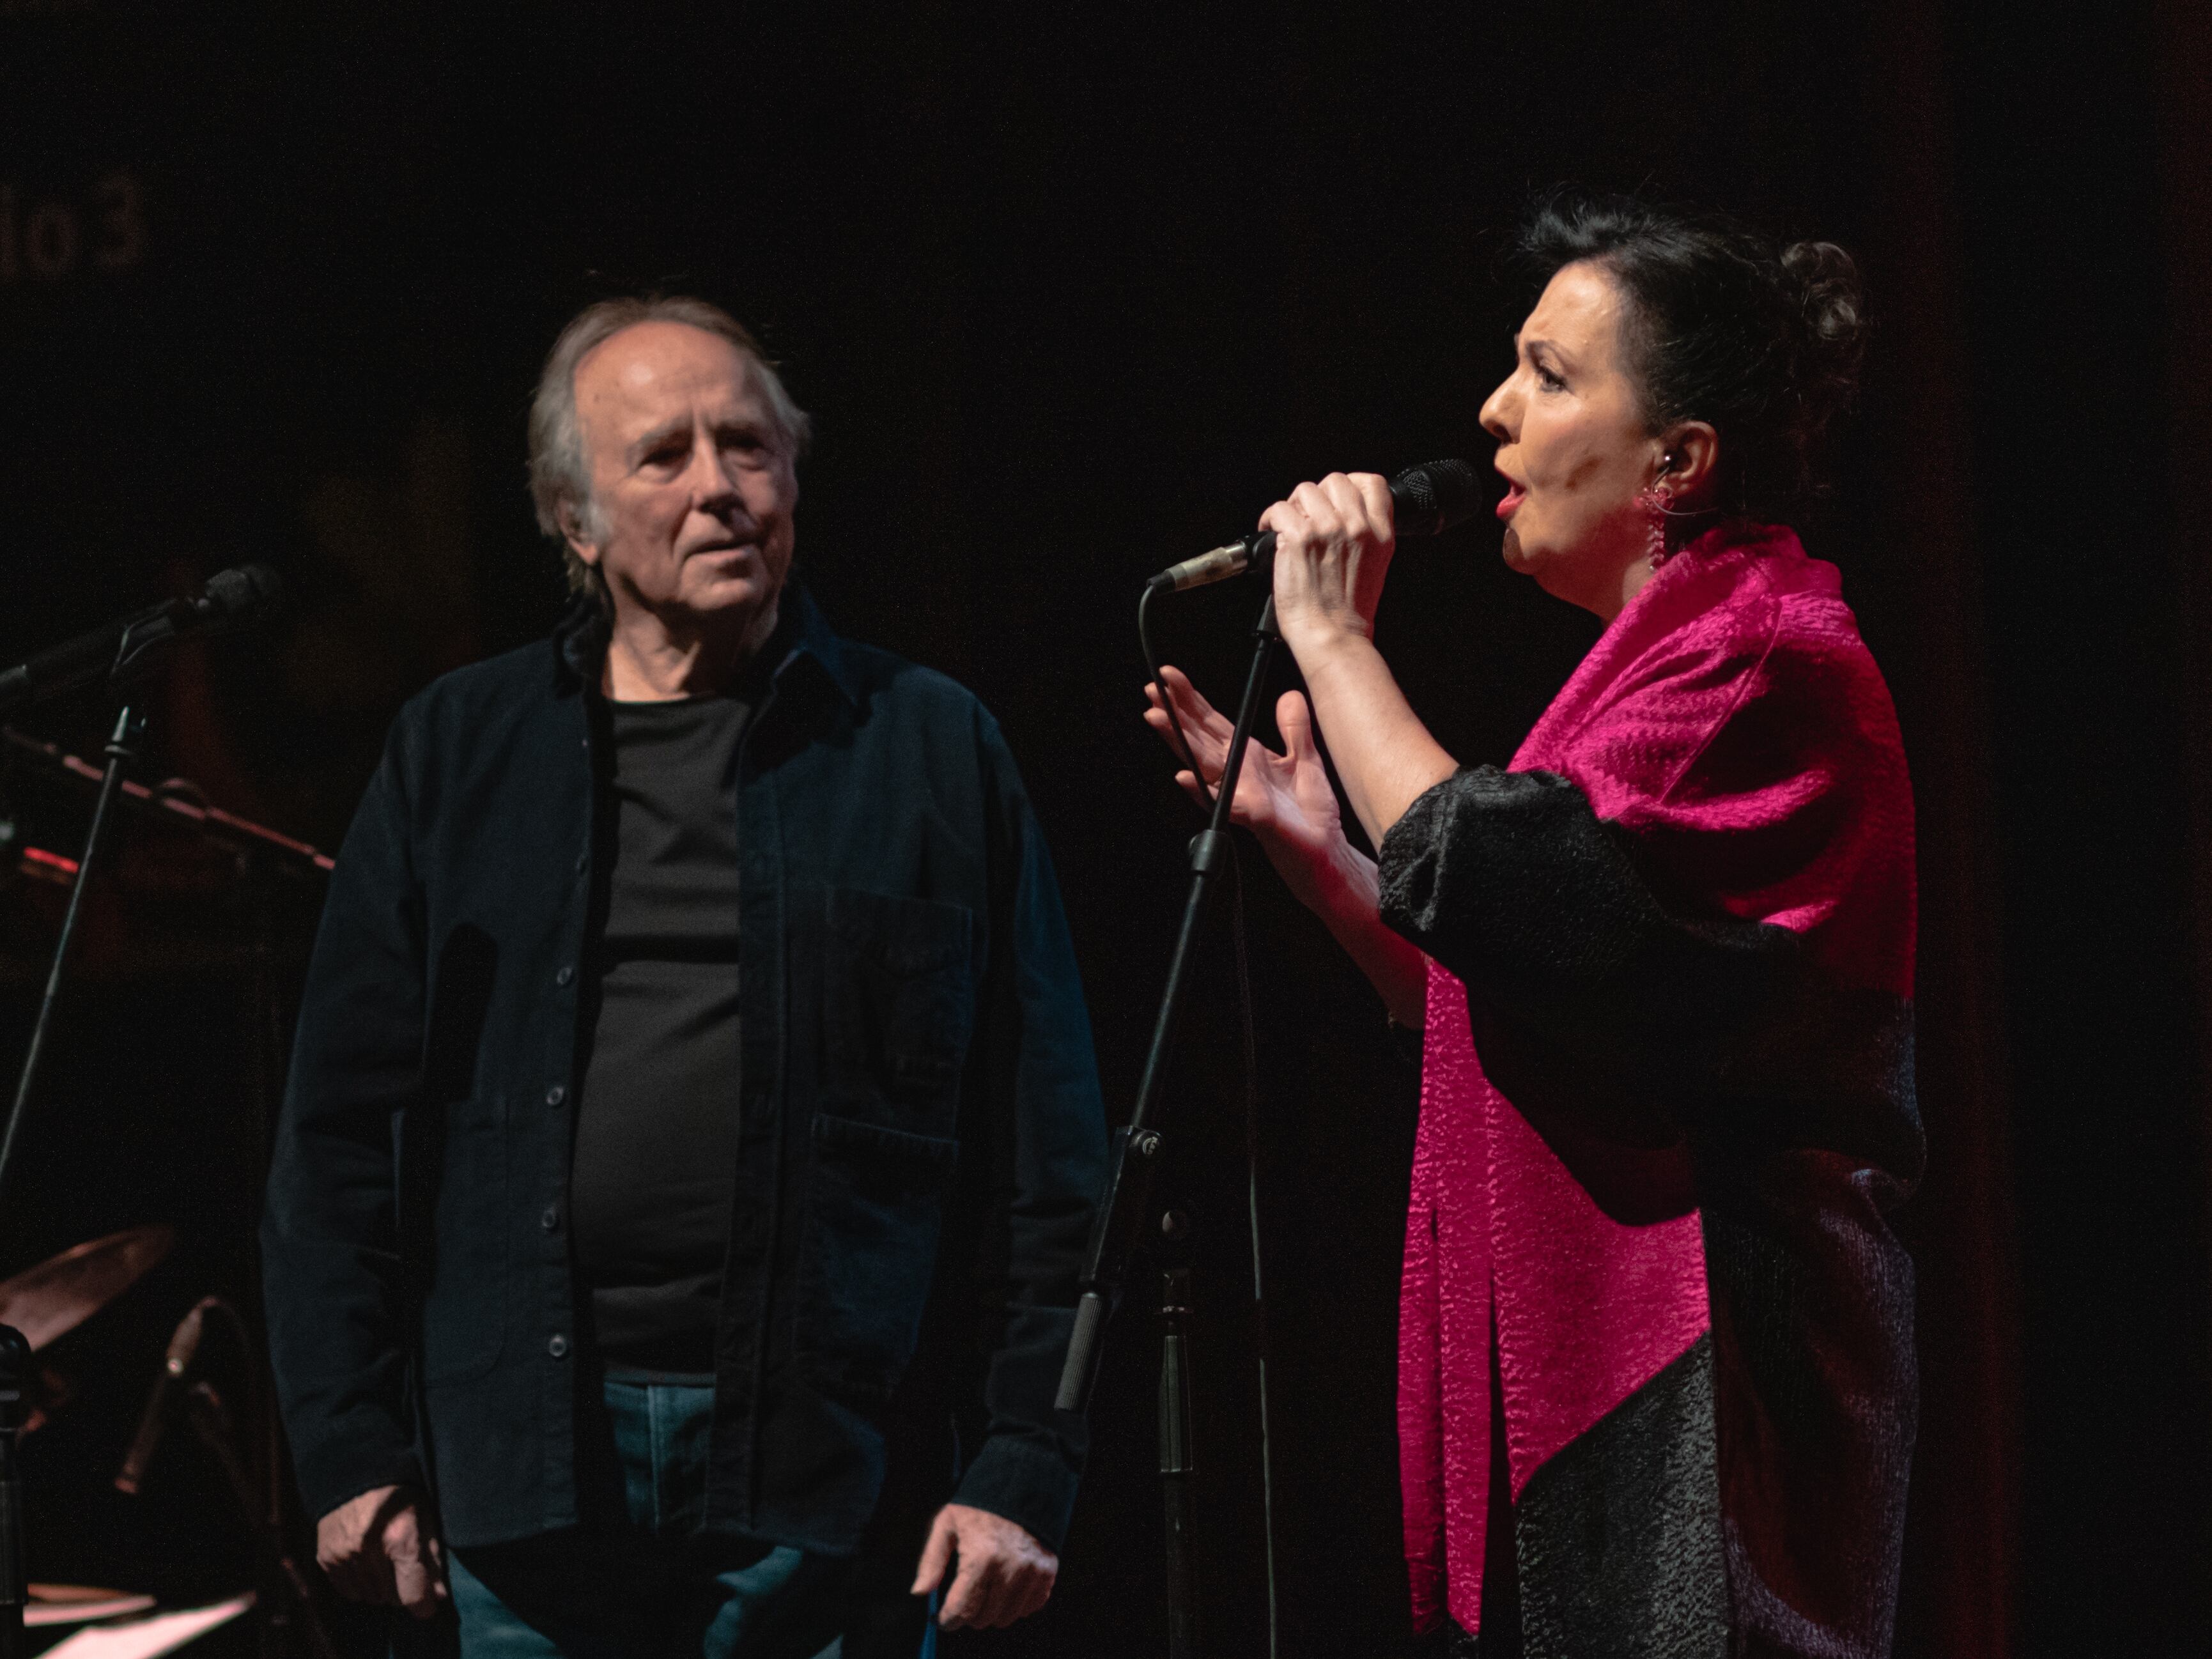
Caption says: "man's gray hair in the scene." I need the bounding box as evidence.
[527,296,812,598]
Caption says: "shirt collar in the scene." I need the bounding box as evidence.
[774,586,859,708]
[551,582,858,709]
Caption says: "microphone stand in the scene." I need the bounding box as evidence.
[1056,576,1283,1653]
[1158,1256,1199,1659]
[0,698,145,1656]
[0,701,146,1206]
[0,585,290,1656]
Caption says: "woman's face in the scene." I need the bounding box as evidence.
[1480,261,1669,619]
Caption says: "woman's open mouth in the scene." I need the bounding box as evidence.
[1496,484,1527,520]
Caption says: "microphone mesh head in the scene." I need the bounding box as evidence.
[200,564,286,625]
[1390,459,1484,537]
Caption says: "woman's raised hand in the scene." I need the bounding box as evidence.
[1143,667,1350,903]
[1145,663,1432,1027]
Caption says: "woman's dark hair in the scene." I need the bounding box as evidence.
[1515,190,1868,521]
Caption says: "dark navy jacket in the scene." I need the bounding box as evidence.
[262,590,1108,1561]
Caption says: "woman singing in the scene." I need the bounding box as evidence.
[1148,194,1920,1658]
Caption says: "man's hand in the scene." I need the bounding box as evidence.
[911,1502,1058,1630]
[316,1485,448,1619]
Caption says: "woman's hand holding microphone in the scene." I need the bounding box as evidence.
[1259,472,1460,849]
[1141,470,1451,1028]
[1258,471,1399,656]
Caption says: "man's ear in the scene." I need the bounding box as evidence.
[558,500,601,569]
[1657,421,1721,506]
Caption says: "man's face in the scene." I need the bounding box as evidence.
[565,321,797,631]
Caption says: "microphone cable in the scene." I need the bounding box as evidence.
[1228,842,1281,1659]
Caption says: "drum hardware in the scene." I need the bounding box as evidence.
[23,1585,158,1630]
[108,1299,341,1658]
[38,1592,255,1656]
[0,576,299,1657]
[159,1369,337,1659]
[0,730,332,881]
[0,1228,174,1358]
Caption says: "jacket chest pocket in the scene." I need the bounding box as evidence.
[823,886,977,1138]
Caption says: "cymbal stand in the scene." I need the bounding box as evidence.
[182,1376,339,1659]
[0,1327,26,1659]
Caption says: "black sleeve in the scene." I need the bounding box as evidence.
[945,717,1109,1552]
[260,723,429,1520]
[1377,766,1799,1140]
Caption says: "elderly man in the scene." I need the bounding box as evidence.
[262,297,1107,1657]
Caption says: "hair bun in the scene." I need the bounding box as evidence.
[1779,240,1868,442]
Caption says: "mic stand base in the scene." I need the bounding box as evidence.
[1159,1264,1199,1659]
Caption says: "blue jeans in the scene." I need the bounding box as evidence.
[449,1377,934,1659]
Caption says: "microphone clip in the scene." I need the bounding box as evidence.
[1146,535,1266,594]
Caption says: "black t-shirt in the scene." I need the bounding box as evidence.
[571,692,751,1373]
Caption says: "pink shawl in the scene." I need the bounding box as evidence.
[1396,521,1916,1634]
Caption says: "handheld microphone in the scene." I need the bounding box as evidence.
[0,564,286,716]
[114,1297,215,1495]
[1147,459,1485,592]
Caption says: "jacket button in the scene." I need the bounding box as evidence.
[546,1333,569,1359]
[556,966,575,987]
[541,1204,560,1231]
[546,1084,566,1107]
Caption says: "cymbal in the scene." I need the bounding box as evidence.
[24,1584,157,1628]
[0,1225,174,1352]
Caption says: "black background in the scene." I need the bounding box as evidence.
[1,2,2207,1655]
